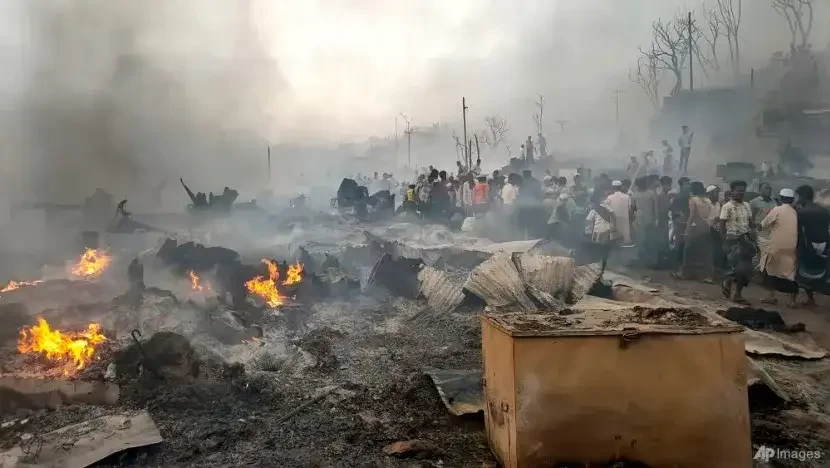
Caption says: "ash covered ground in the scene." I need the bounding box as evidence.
[2,216,830,467]
[0,220,497,467]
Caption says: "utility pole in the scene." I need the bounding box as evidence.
[400,113,413,168]
[556,120,569,132]
[267,145,271,185]
[395,117,398,165]
[612,88,623,125]
[688,11,694,92]
[462,97,469,169]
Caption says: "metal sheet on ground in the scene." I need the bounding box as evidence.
[424,369,483,416]
[0,410,162,468]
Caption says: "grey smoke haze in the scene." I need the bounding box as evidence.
[0,0,827,202]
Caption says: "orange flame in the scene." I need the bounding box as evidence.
[71,249,112,279]
[1,280,44,293]
[245,259,284,307]
[17,318,107,376]
[283,261,304,286]
[189,270,211,292]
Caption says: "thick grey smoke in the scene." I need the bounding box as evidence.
[2,0,283,204]
[1,0,827,201]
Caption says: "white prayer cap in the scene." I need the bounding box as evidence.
[780,188,795,198]
[611,180,622,187]
[706,185,719,193]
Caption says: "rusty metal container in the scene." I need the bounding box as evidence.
[481,313,750,468]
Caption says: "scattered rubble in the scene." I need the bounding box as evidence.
[383,439,443,459]
[0,410,162,467]
[3,221,830,467]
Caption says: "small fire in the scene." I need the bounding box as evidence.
[283,261,304,286]
[18,318,107,376]
[245,259,284,307]
[1,280,44,293]
[189,270,211,292]
[71,248,112,279]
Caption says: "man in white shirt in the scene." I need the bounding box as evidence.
[501,173,520,210]
[370,173,392,196]
[606,180,633,244]
[677,125,693,175]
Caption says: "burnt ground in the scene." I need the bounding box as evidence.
[0,283,492,467]
[5,238,830,467]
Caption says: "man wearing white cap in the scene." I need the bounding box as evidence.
[757,188,799,305]
[606,180,632,244]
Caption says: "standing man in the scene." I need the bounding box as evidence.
[678,125,694,175]
[655,176,674,267]
[750,182,777,225]
[707,185,725,271]
[662,140,675,176]
[538,133,547,159]
[794,184,830,307]
[632,177,657,266]
[606,180,633,245]
[758,189,799,306]
[525,136,535,164]
[719,180,755,304]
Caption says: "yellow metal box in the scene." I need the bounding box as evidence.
[481,313,750,468]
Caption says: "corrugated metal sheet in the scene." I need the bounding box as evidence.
[464,252,537,312]
[418,266,466,314]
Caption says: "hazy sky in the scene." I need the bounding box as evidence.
[254,0,828,140]
[0,0,826,201]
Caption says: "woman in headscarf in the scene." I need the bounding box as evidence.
[675,181,714,283]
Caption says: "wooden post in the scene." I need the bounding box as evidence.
[688,11,694,92]
[462,97,469,169]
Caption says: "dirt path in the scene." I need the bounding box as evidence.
[620,267,830,349]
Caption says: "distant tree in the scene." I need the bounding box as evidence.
[532,94,544,135]
[716,0,743,73]
[772,0,814,49]
[451,130,465,162]
[700,6,725,72]
[649,15,690,94]
[630,46,662,109]
[484,114,509,149]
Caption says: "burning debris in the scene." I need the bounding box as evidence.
[17,318,107,377]
[245,259,305,308]
[189,270,211,292]
[283,261,304,286]
[1,280,44,293]
[71,248,112,279]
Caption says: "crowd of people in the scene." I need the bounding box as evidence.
[340,121,828,308]
[590,174,830,307]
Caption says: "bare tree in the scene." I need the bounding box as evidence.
[532,94,545,135]
[649,15,690,94]
[451,130,465,161]
[473,129,490,148]
[484,114,509,149]
[700,6,725,71]
[772,0,814,49]
[716,0,743,72]
[630,46,662,109]
[683,10,714,79]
